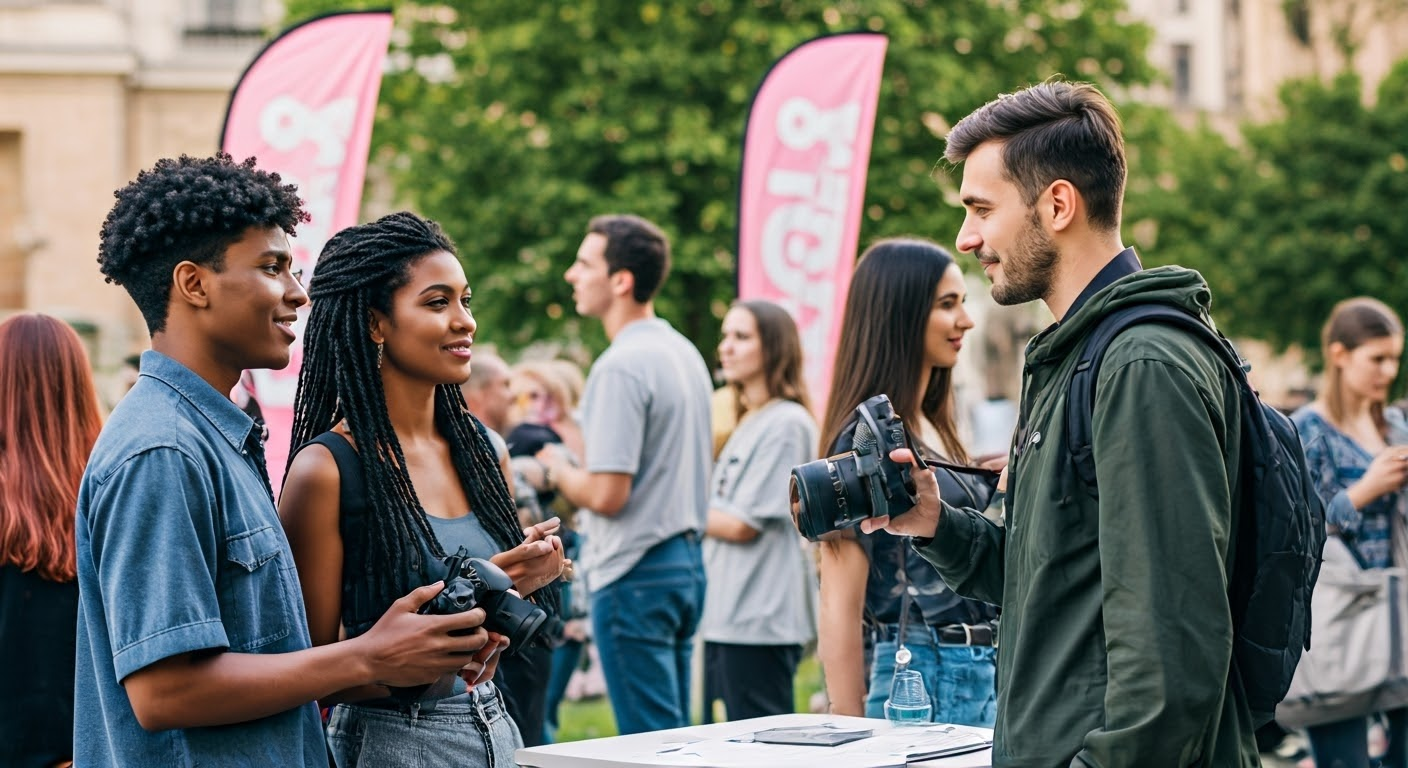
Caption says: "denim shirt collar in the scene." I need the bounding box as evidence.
[137,350,260,454]
[1061,247,1143,324]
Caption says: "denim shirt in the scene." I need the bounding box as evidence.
[74,351,324,766]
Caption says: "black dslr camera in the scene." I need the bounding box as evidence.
[420,546,548,654]
[391,547,548,709]
[789,394,924,542]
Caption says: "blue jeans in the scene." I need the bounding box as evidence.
[591,533,706,735]
[865,624,997,727]
[543,530,585,743]
[325,684,522,767]
[1307,708,1408,768]
[542,638,583,743]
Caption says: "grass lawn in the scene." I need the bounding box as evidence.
[554,652,824,743]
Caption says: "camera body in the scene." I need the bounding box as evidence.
[390,547,548,709]
[789,394,922,542]
[419,546,547,655]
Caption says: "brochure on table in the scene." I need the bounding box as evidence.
[516,714,993,768]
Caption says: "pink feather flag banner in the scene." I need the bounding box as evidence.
[221,9,394,491]
[736,32,889,417]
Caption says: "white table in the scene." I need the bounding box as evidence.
[516,713,993,768]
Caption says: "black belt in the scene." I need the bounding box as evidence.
[937,623,995,646]
[872,622,996,647]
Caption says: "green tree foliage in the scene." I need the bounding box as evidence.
[1124,63,1408,360]
[282,0,1157,356]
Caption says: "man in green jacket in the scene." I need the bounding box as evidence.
[865,81,1260,766]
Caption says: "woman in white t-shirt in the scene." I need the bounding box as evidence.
[700,299,819,722]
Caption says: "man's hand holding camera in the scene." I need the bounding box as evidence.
[792,394,955,541]
[859,447,944,538]
[360,582,495,688]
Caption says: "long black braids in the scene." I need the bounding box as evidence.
[288,211,560,628]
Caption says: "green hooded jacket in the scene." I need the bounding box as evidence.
[917,266,1260,767]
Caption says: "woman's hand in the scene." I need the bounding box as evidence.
[511,455,550,493]
[562,618,589,643]
[458,631,510,689]
[1350,447,1408,507]
[490,517,565,595]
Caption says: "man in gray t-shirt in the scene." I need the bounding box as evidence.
[536,214,711,735]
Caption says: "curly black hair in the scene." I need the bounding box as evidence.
[98,153,308,334]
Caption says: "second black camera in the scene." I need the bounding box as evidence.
[789,394,923,541]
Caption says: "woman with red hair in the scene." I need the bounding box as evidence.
[0,313,104,768]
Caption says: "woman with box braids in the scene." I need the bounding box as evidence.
[280,211,565,768]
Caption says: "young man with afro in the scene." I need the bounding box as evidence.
[74,154,495,765]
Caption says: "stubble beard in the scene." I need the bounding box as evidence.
[989,212,1060,307]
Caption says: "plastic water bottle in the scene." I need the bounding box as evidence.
[883,647,932,726]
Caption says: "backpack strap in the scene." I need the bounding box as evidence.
[1067,304,1248,498]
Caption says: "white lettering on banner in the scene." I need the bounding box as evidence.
[257,94,358,271]
[775,99,859,166]
[760,97,863,386]
[259,96,356,166]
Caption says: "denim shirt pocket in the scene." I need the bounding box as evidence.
[220,525,294,650]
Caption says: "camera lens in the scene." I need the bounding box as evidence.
[491,597,548,655]
[790,453,871,541]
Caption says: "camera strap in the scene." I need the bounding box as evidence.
[892,439,953,662]
[895,537,913,665]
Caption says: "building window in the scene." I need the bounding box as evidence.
[1172,44,1193,107]
[184,0,263,38]
[0,132,24,311]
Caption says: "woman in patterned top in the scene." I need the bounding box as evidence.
[1292,296,1408,768]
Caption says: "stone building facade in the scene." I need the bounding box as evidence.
[0,0,271,403]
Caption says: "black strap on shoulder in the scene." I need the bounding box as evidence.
[1067,304,1248,497]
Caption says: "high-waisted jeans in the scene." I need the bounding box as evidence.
[325,682,523,767]
[865,622,998,727]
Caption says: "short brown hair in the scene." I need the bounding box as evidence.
[587,214,670,302]
[945,80,1126,232]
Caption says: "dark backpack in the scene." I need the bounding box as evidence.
[1065,303,1326,724]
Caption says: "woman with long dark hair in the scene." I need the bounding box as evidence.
[278,212,565,767]
[0,313,103,768]
[1293,297,1408,767]
[816,238,999,725]
[700,299,818,722]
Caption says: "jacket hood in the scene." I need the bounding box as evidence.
[1028,265,1214,366]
